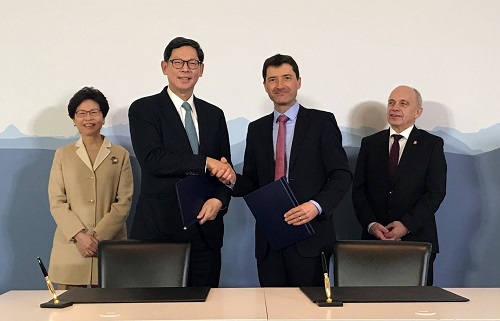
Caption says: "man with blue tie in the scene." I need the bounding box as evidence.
[128,37,234,287]
[226,54,352,287]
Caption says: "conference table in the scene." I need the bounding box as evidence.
[1,287,499,321]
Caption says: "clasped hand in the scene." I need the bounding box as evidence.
[369,221,408,241]
[74,231,99,258]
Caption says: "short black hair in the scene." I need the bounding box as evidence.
[262,54,300,81]
[163,37,204,62]
[67,87,109,119]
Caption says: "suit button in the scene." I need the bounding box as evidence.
[389,190,393,194]
[89,199,95,203]
[90,176,94,180]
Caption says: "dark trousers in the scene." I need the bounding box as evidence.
[427,253,437,286]
[257,244,324,287]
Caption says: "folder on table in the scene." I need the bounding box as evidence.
[58,287,211,303]
[300,286,469,303]
[243,177,315,250]
[176,175,218,229]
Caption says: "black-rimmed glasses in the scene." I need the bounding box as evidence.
[75,109,101,118]
[169,59,201,70]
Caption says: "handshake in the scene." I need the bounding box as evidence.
[207,157,236,185]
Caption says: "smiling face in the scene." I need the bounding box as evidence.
[161,45,204,101]
[74,99,104,138]
[263,63,301,113]
[387,86,423,133]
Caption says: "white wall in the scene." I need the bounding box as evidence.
[2,0,500,136]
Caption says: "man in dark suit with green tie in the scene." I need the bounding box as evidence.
[128,37,234,287]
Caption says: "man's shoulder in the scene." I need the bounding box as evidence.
[299,105,335,119]
[361,128,388,140]
[194,96,223,113]
[249,113,273,127]
[130,90,165,111]
[412,127,444,144]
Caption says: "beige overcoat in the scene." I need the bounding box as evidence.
[48,137,133,285]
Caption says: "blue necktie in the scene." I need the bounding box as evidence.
[181,102,199,154]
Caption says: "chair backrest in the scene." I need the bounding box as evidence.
[98,240,190,288]
[333,240,431,286]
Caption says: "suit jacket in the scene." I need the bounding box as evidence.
[48,137,133,285]
[233,106,352,259]
[128,87,231,249]
[352,127,447,253]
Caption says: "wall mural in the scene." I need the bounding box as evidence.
[1,119,499,294]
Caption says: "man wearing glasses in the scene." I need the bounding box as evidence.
[128,37,234,287]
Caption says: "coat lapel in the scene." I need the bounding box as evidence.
[289,106,309,171]
[194,96,208,154]
[75,137,112,172]
[392,127,421,183]
[260,113,276,181]
[159,87,193,153]
[93,138,111,170]
[75,138,93,171]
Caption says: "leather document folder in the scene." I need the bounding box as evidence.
[243,177,315,250]
[176,175,218,229]
[58,287,211,303]
[300,286,469,303]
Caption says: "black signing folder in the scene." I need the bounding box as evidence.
[300,286,469,303]
[243,177,315,250]
[176,175,218,229]
[57,287,211,303]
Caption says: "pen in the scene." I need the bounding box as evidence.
[321,252,332,303]
[37,257,59,302]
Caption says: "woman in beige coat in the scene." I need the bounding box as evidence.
[48,87,133,289]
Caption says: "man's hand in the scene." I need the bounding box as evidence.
[368,223,391,240]
[384,221,409,240]
[197,198,223,224]
[284,202,319,226]
[74,231,99,257]
[207,157,236,184]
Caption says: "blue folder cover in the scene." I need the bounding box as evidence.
[176,175,218,229]
[243,177,315,250]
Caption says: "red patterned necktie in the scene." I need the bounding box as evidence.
[275,115,289,180]
[389,134,403,177]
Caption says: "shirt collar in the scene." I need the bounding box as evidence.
[390,125,414,140]
[273,101,299,122]
[167,86,195,110]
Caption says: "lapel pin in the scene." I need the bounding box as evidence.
[413,141,418,145]
[111,156,119,164]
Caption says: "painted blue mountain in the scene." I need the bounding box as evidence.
[2,120,498,154]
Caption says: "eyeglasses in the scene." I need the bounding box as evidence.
[169,59,201,70]
[75,109,102,118]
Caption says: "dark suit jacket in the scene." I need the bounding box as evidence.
[128,87,232,249]
[233,106,352,259]
[352,127,447,253]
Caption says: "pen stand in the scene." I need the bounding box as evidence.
[316,300,343,307]
[40,299,73,308]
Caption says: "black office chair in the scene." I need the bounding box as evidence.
[333,240,431,286]
[98,240,190,288]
